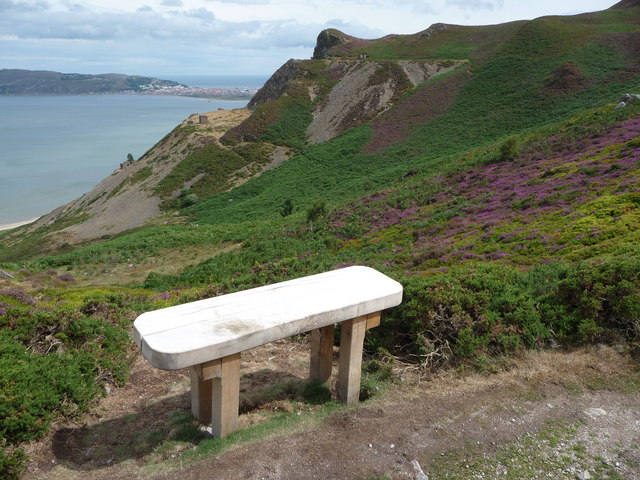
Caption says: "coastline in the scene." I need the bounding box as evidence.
[0,218,37,232]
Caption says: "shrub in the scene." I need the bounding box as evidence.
[181,193,199,207]
[0,442,25,480]
[498,136,520,162]
[279,199,295,217]
[549,257,640,342]
[306,199,327,224]
[0,292,135,470]
[382,259,640,369]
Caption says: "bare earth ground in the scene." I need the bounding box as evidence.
[23,342,640,480]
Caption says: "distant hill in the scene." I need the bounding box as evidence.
[0,69,184,95]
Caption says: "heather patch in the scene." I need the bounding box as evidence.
[365,66,469,153]
[332,113,640,271]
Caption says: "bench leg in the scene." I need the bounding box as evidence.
[212,353,241,438]
[191,367,213,424]
[190,353,241,438]
[310,324,334,386]
[337,315,368,404]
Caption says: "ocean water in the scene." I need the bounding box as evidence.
[0,93,249,225]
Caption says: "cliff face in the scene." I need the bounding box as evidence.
[306,59,464,144]
[312,29,353,59]
[247,60,302,109]
[231,25,470,145]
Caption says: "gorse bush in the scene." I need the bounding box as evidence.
[306,199,327,224]
[498,136,520,162]
[0,288,141,476]
[382,259,640,368]
[279,199,295,217]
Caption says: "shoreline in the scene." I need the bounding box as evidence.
[0,218,38,232]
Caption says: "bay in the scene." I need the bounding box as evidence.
[0,94,248,225]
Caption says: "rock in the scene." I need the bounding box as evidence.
[613,93,640,109]
[247,59,302,110]
[578,470,592,480]
[419,23,448,39]
[621,93,640,102]
[0,269,14,279]
[412,460,429,480]
[584,407,608,417]
[312,29,350,60]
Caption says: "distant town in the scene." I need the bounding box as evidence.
[137,83,259,99]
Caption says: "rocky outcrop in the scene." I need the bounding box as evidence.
[307,59,465,144]
[398,60,461,86]
[614,92,640,109]
[247,59,302,109]
[312,29,351,60]
[307,61,384,144]
[418,23,448,39]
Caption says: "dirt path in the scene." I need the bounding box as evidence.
[23,344,640,479]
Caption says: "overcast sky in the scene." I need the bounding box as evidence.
[0,0,618,79]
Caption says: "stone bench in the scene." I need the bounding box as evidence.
[133,266,403,437]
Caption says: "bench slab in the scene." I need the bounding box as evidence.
[133,266,403,370]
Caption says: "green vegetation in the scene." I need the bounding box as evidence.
[2,5,640,477]
[129,166,152,184]
[0,281,164,476]
[154,142,248,209]
[260,98,313,149]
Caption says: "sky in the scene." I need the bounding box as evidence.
[0,0,619,79]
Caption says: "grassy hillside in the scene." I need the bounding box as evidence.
[1,3,640,477]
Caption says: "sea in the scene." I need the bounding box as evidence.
[0,75,268,226]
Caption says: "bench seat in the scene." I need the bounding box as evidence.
[133,266,403,437]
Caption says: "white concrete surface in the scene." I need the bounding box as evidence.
[134,266,403,370]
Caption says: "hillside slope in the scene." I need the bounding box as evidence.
[3,2,639,258]
[2,108,290,254]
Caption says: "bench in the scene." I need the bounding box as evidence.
[133,266,403,437]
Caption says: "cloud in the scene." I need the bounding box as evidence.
[205,0,271,3]
[448,0,505,11]
[0,0,613,77]
[0,1,385,52]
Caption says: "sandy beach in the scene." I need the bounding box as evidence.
[0,218,37,232]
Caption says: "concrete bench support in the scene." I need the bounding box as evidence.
[134,266,402,438]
